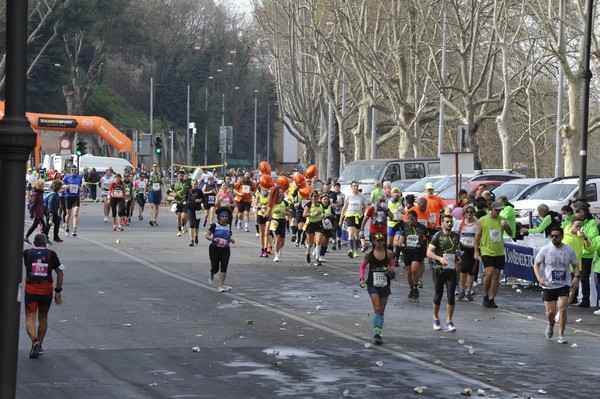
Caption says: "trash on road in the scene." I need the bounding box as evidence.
[477,388,486,396]
[192,346,200,352]
[245,320,253,325]
[375,360,383,367]
[460,388,472,396]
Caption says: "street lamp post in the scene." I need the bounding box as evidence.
[253,90,258,170]
[204,86,209,166]
[186,84,190,166]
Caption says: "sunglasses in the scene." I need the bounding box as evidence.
[464,210,474,214]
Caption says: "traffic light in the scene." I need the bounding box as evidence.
[155,137,163,154]
[76,140,87,156]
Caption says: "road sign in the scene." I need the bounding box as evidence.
[59,137,72,151]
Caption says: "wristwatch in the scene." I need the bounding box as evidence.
[54,287,62,293]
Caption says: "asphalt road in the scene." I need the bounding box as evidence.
[16,201,600,398]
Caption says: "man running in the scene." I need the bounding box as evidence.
[533,227,579,344]
[427,214,461,331]
[169,170,191,236]
[339,180,369,258]
[233,171,257,232]
[22,234,65,358]
[62,166,83,237]
[147,163,166,226]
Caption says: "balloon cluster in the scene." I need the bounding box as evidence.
[257,162,318,195]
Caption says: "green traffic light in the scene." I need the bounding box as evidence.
[155,148,162,154]
[76,150,82,156]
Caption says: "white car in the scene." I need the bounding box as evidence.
[512,177,600,228]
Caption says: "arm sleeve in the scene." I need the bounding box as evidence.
[360,260,368,279]
[529,215,552,234]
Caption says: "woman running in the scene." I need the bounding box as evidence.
[265,186,290,262]
[302,190,325,266]
[206,207,235,292]
[109,174,126,231]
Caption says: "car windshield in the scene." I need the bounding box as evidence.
[438,184,470,200]
[338,163,384,184]
[403,176,444,192]
[529,183,576,201]
[491,183,528,200]
[433,175,470,193]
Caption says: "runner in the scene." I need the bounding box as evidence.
[22,234,65,358]
[265,186,290,262]
[533,227,580,344]
[255,186,271,257]
[303,190,325,266]
[386,188,405,256]
[147,163,166,226]
[186,180,205,246]
[474,201,512,308]
[202,176,218,228]
[109,174,126,231]
[331,182,345,250]
[99,169,115,223]
[206,207,236,292]
[362,194,394,245]
[62,166,83,237]
[339,180,369,258]
[427,214,461,331]
[233,171,257,232]
[319,194,336,262]
[122,172,135,226]
[397,210,429,299]
[452,203,479,301]
[359,232,395,345]
[169,170,191,236]
[134,172,148,220]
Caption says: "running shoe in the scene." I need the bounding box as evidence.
[237,224,242,230]
[305,254,311,264]
[557,334,567,344]
[255,232,260,237]
[361,245,367,252]
[29,341,41,359]
[54,238,63,243]
[149,220,154,226]
[38,345,44,356]
[177,230,182,237]
[113,225,117,231]
[408,288,414,299]
[457,290,465,301]
[189,241,194,247]
[217,286,226,292]
[245,227,249,232]
[291,235,296,242]
[331,244,337,251]
[104,217,109,223]
[117,225,123,232]
[466,292,474,301]
[373,334,383,345]
[488,299,498,308]
[413,288,419,299]
[545,323,554,339]
[65,228,70,237]
[337,242,342,250]
[47,240,52,246]
[294,241,300,248]
[72,230,77,237]
[301,243,307,248]
[353,249,359,258]
[319,256,326,263]
[482,296,491,307]
[594,309,600,315]
[432,318,442,331]
[23,237,31,244]
[208,273,214,284]
[273,254,280,262]
[267,246,273,254]
[139,215,143,220]
[347,250,354,258]
[313,259,322,266]
[195,236,199,244]
[445,321,456,332]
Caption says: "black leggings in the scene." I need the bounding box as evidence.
[187,209,200,229]
[110,197,125,217]
[44,213,61,240]
[580,257,593,302]
[209,245,231,274]
[432,268,457,306]
[25,217,46,239]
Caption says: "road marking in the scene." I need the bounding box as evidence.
[80,235,511,395]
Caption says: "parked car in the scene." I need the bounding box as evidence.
[390,179,419,192]
[490,178,552,203]
[402,174,446,198]
[512,176,600,228]
[437,180,505,207]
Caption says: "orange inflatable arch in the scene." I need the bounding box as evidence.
[0,101,136,166]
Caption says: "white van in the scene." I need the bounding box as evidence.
[337,158,440,197]
[77,154,134,176]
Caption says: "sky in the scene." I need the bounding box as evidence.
[220,0,253,16]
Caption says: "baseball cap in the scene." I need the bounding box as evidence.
[490,201,502,210]
[425,182,435,190]
[574,202,590,212]
[391,187,401,193]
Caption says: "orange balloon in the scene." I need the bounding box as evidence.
[293,172,306,188]
[305,165,318,179]
[276,175,290,192]
[298,185,314,198]
[259,161,271,175]
[259,174,274,189]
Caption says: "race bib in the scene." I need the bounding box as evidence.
[322,219,333,230]
[113,188,123,197]
[208,195,215,204]
[443,253,456,270]
[152,183,160,191]
[69,184,79,194]
[391,210,400,221]
[125,187,131,197]
[489,228,501,243]
[269,219,279,231]
[373,272,387,287]
[429,213,437,224]
[195,210,202,220]
[406,235,419,248]
[460,236,475,248]
[31,261,48,277]
[241,185,251,194]
[221,197,230,206]
[551,270,566,283]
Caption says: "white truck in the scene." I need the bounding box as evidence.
[77,154,134,175]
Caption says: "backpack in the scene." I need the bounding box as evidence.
[545,211,563,236]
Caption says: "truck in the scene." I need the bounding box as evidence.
[42,153,134,176]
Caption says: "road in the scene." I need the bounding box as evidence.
[16,201,600,398]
